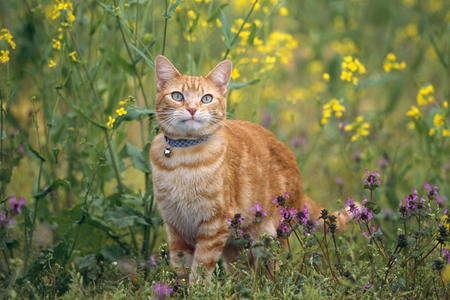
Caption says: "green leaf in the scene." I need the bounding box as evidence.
[188,13,201,34]
[207,3,229,22]
[67,103,107,130]
[126,142,150,173]
[33,179,70,199]
[129,43,155,70]
[122,106,154,121]
[26,143,46,161]
[110,50,134,75]
[162,0,181,18]
[229,79,260,90]
[220,9,231,48]
[131,40,157,66]
[104,205,148,228]
[247,22,257,46]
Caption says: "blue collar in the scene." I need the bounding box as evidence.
[164,135,212,148]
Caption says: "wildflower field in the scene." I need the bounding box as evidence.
[0,0,449,298]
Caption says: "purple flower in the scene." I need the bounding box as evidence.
[290,136,306,148]
[146,254,156,267]
[335,176,343,185]
[0,211,6,225]
[303,219,319,236]
[362,169,381,190]
[272,193,289,207]
[227,214,244,239]
[277,221,290,238]
[443,248,450,264]
[400,188,428,218]
[346,197,359,216]
[10,196,25,214]
[153,282,172,299]
[279,207,297,222]
[0,211,14,227]
[436,194,446,207]
[365,283,370,289]
[251,202,267,223]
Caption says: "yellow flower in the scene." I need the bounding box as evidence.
[0,28,16,50]
[406,106,420,120]
[344,124,353,131]
[116,107,127,116]
[52,38,62,51]
[119,100,127,106]
[231,68,240,79]
[345,116,370,141]
[48,59,57,68]
[47,0,76,24]
[322,73,330,81]
[359,123,370,136]
[107,116,115,128]
[443,129,450,137]
[321,99,345,125]
[340,56,365,85]
[433,113,444,127]
[0,50,10,64]
[279,7,289,16]
[428,128,435,136]
[444,101,448,108]
[384,53,406,72]
[69,51,77,62]
[417,85,434,106]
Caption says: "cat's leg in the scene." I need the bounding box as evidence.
[166,223,194,279]
[189,218,229,283]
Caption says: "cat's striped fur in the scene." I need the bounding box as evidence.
[150,56,353,283]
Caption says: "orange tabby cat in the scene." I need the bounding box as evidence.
[150,55,353,283]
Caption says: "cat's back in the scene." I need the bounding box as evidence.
[222,119,303,204]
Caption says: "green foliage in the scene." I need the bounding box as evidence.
[0,0,449,298]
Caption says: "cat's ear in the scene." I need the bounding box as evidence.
[155,55,181,91]
[206,60,232,94]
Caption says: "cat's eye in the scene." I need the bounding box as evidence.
[201,94,213,104]
[171,92,184,102]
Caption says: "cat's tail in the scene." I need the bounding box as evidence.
[302,195,359,231]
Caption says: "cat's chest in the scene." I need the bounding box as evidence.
[153,167,222,245]
[150,138,226,244]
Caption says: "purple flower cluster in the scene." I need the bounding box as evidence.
[1,196,26,227]
[443,248,450,264]
[425,182,446,207]
[346,197,372,223]
[274,193,318,238]
[399,188,427,218]
[272,192,290,207]
[227,214,244,239]
[362,223,381,239]
[277,205,297,238]
[362,169,381,190]
[153,282,173,299]
[251,202,267,223]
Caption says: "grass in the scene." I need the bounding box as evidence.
[0,0,449,298]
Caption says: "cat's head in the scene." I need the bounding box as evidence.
[154,55,232,139]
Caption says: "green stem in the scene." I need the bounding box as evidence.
[113,0,149,107]
[162,0,168,55]
[222,0,258,60]
[69,34,124,194]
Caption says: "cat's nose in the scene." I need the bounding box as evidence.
[186,107,197,116]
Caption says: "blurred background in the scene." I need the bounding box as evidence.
[0,0,448,295]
